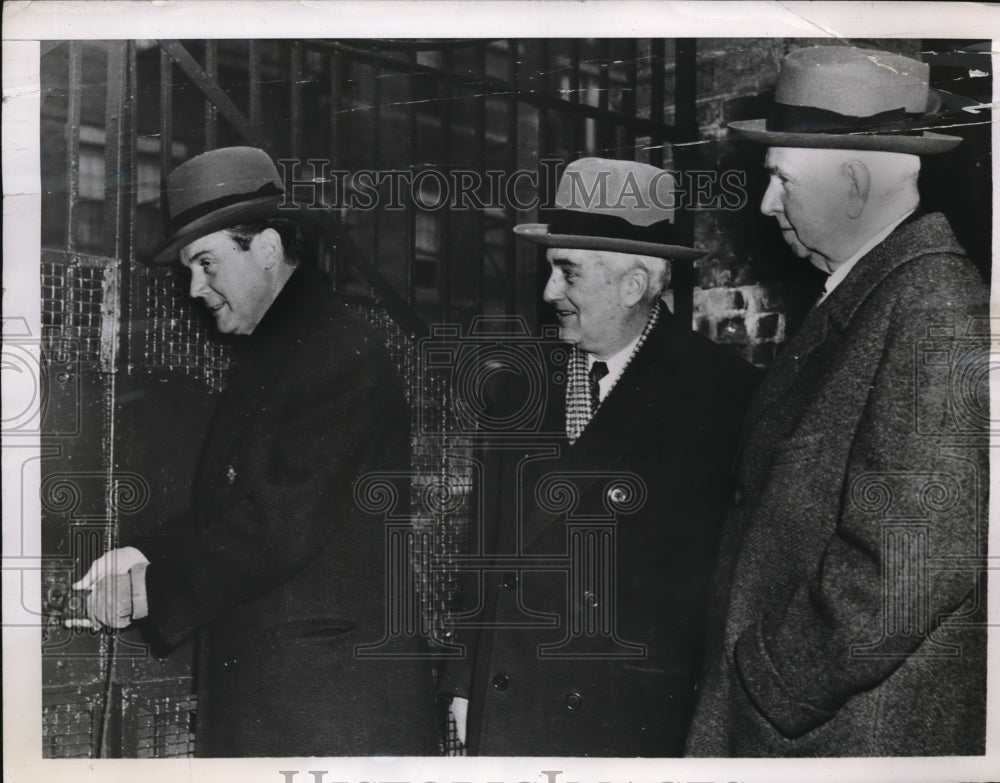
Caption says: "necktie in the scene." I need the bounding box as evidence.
[588,360,609,414]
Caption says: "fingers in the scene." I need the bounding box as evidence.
[71,556,108,591]
[450,696,469,746]
[77,575,134,630]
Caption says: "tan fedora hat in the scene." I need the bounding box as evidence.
[514,158,703,261]
[729,46,961,154]
[149,146,290,264]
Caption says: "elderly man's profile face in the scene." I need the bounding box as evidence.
[543,248,635,359]
[179,229,276,335]
[760,146,853,273]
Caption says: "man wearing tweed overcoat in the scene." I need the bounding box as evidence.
[686,47,989,757]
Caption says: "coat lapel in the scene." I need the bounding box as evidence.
[519,315,680,550]
[193,265,330,517]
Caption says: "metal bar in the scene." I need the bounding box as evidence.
[505,40,519,315]
[290,41,303,159]
[66,41,83,254]
[571,40,583,156]
[103,42,128,260]
[158,40,269,150]
[328,50,342,286]
[624,40,638,159]
[372,60,382,278]
[406,54,418,308]
[474,43,486,314]
[672,39,698,329]
[314,40,679,141]
[598,40,612,155]
[648,39,666,168]
[118,41,138,373]
[540,40,552,160]
[248,41,261,131]
[159,48,174,186]
[440,50,453,322]
[204,41,218,150]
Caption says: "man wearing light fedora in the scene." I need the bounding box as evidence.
[686,47,989,756]
[71,146,439,756]
[439,157,757,755]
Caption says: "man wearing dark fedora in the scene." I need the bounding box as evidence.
[686,46,989,756]
[71,146,439,756]
[439,157,757,755]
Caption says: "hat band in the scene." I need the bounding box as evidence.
[766,102,924,135]
[548,209,678,246]
[168,182,285,234]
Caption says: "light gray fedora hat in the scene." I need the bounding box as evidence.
[514,157,704,261]
[729,46,961,154]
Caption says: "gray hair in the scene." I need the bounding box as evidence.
[596,250,671,304]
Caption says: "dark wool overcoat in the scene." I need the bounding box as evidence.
[440,310,758,756]
[132,263,439,757]
[685,212,989,757]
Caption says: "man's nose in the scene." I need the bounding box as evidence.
[188,268,210,299]
[542,271,562,303]
[760,178,781,217]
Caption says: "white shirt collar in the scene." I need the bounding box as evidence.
[587,332,642,404]
[819,209,915,302]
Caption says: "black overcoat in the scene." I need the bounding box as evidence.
[133,264,439,756]
[441,310,758,756]
[686,212,989,756]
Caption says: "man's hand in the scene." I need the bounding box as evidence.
[72,573,135,629]
[450,696,469,746]
[72,546,149,590]
[67,547,150,630]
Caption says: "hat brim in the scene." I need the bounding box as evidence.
[513,224,704,261]
[147,195,291,265]
[728,119,962,154]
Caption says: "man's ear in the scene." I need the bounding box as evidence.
[620,265,648,307]
[842,160,871,219]
[252,228,283,269]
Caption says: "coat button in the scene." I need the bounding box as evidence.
[500,573,518,591]
[225,466,237,485]
[492,673,510,691]
[564,691,583,710]
[732,485,746,506]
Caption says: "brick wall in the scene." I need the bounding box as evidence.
[686,39,922,366]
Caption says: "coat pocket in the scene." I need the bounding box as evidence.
[268,619,356,640]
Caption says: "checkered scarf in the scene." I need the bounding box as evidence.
[564,301,662,444]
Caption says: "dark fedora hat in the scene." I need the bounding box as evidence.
[729,46,961,154]
[149,146,289,264]
[514,158,703,260]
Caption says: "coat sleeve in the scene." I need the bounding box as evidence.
[136,331,409,647]
[732,261,988,738]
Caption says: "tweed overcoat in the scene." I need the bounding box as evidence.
[132,263,439,757]
[685,212,989,757]
[441,310,758,756]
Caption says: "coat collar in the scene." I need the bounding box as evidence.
[738,211,963,450]
[822,211,965,333]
